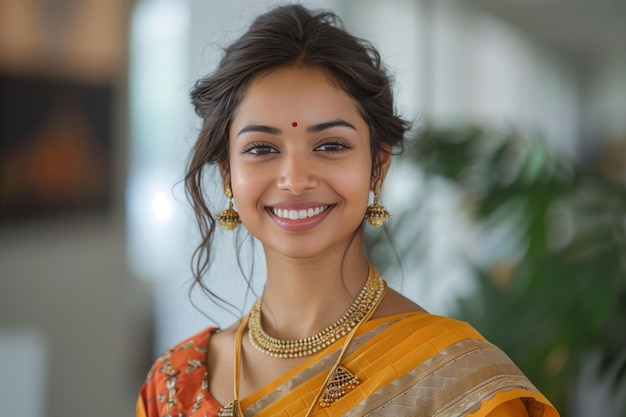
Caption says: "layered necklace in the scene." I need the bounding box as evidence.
[218,264,387,417]
[248,268,385,359]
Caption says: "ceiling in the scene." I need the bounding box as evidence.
[464,0,626,73]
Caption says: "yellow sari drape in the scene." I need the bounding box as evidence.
[137,312,559,416]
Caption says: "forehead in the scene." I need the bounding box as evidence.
[233,66,363,124]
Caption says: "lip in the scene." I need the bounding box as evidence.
[266,203,335,232]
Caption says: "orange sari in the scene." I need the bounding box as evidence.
[137,312,559,416]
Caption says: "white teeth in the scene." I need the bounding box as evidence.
[272,206,328,220]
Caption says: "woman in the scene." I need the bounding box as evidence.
[137,4,559,417]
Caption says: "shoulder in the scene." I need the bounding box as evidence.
[146,327,217,380]
[365,314,559,416]
[139,327,219,416]
[373,287,427,318]
[377,305,486,343]
[375,311,524,379]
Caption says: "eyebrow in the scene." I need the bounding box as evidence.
[237,119,357,137]
[307,119,357,133]
[237,124,282,136]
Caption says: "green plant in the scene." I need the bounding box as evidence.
[369,125,626,415]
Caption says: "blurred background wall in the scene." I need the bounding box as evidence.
[0,0,624,416]
[0,0,150,416]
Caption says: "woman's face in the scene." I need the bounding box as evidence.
[225,66,389,260]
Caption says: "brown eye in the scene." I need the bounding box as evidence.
[242,142,278,156]
[315,139,352,153]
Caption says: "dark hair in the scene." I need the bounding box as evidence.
[185,3,410,293]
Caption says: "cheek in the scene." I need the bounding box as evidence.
[332,168,371,205]
[230,165,270,209]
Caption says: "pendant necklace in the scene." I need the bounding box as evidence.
[218,264,387,416]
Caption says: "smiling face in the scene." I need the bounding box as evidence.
[225,66,389,260]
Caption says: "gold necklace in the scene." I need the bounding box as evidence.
[247,265,384,358]
[217,264,388,417]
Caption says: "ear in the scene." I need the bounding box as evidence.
[371,149,392,189]
[219,160,231,189]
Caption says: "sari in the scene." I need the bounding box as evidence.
[137,312,559,416]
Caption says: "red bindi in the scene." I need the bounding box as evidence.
[292,122,298,127]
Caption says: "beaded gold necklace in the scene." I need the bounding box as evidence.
[217,264,388,417]
[247,266,384,359]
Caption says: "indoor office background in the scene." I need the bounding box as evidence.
[0,0,624,416]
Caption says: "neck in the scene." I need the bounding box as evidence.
[260,244,370,340]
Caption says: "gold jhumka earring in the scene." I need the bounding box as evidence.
[364,179,391,227]
[217,184,241,230]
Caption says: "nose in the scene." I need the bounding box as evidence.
[276,153,318,195]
